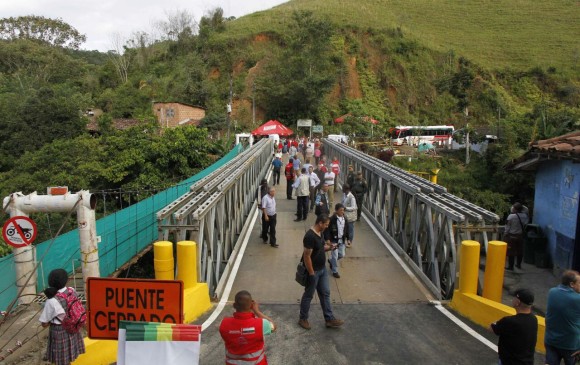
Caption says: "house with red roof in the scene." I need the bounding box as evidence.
[508,131,580,272]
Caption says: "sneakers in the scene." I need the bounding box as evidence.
[298,319,311,330]
[325,319,344,328]
[332,272,340,278]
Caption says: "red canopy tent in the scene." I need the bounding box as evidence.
[334,114,379,124]
[251,120,294,136]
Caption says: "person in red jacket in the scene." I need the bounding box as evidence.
[285,158,295,199]
[219,290,276,365]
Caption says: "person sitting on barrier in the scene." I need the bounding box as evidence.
[489,288,537,365]
[39,268,86,365]
[219,290,276,365]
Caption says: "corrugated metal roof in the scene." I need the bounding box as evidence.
[507,131,580,171]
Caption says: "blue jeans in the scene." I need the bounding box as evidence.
[346,221,355,243]
[329,239,345,274]
[545,344,576,365]
[299,266,335,321]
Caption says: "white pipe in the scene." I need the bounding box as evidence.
[3,191,95,214]
[78,204,100,289]
[3,190,98,302]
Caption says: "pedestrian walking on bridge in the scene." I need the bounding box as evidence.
[261,187,278,248]
[298,214,344,330]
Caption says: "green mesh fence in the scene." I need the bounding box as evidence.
[0,146,242,311]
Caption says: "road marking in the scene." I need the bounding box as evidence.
[366,213,498,353]
[432,301,498,352]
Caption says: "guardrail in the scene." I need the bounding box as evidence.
[323,139,500,299]
[157,139,273,297]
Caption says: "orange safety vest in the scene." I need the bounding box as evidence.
[219,312,267,365]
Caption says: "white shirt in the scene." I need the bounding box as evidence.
[342,192,358,222]
[324,171,336,186]
[262,194,277,216]
[39,287,67,324]
[337,216,345,239]
[309,173,320,188]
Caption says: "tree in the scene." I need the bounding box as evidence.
[108,33,130,83]
[257,11,338,122]
[153,9,198,41]
[0,16,86,49]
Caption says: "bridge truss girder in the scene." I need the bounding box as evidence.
[157,139,273,297]
[324,139,499,299]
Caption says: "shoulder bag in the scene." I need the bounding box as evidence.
[295,259,308,287]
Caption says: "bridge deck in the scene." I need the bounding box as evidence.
[197,190,508,364]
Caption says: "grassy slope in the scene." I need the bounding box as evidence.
[226,0,580,74]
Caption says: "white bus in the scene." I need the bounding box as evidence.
[389,125,454,146]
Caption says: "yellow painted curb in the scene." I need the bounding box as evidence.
[450,290,545,353]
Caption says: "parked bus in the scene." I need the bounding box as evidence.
[389,125,454,146]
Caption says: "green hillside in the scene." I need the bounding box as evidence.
[227,0,580,74]
[0,2,579,235]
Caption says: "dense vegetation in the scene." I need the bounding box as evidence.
[0,1,579,255]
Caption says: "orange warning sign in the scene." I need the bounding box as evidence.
[87,278,183,339]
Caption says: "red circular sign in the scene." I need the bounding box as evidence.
[2,216,37,248]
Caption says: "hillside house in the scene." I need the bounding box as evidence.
[86,118,142,135]
[508,131,580,272]
[153,102,205,128]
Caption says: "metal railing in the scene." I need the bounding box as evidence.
[324,139,500,299]
[157,139,273,297]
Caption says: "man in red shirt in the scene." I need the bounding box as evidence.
[285,158,295,200]
[219,290,276,365]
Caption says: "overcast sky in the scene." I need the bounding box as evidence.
[1,0,288,51]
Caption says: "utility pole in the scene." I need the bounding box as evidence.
[252,81,256,126]
[464,107,470,165]
[497,105,501,140]
[226,73,233,142]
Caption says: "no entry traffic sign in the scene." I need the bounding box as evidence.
[2,216,37,248]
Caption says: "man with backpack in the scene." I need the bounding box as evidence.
[504,202,529,271]
[39,268,86,365]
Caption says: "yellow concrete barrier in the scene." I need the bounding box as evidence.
[450,240,545,353]
[482,241,507,303]
[458,240,480,295]
[450,291,545,353]
[154,241,174,280]
[74,240,212,364]
[177,240,197,288]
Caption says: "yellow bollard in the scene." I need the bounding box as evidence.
[177,241,197,289]
[430,168,441,184]
[482,241,507,303]
[458,240,480,295]
[153,241,174,280]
